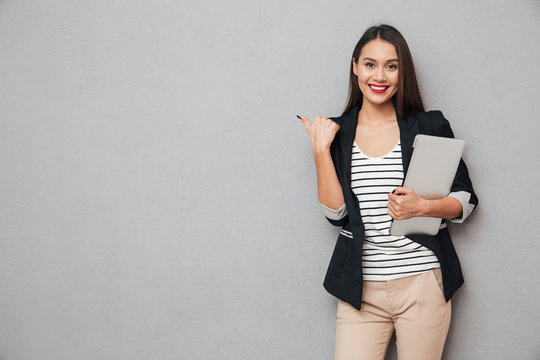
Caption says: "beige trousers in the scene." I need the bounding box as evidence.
[335,268,451,360]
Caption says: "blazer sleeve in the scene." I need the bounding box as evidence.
[432,110,479,222]
[321,136,350,227]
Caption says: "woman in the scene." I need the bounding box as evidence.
[297,24,478,360]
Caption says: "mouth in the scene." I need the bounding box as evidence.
[368,84,390,94]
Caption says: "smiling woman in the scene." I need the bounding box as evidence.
[296,23,478,360]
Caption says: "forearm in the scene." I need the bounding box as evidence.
[313,148,344,210]
[420,196,463,219]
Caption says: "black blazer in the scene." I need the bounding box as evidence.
[322,102,479,311]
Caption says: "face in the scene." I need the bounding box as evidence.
[352,38,399,106]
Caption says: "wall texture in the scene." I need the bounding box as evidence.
[1,0,539,359]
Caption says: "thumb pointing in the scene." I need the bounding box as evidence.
[296,114,311,130]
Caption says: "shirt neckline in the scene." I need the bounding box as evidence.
[353,140,400,160]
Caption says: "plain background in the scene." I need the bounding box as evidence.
[1,0,539,359]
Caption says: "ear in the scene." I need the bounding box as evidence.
[352,57,358,76]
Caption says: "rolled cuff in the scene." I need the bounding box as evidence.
[447,191,476,223]
[320,202,348,220]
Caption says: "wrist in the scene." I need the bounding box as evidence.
[419,198,433,217]
[312,145,331,157]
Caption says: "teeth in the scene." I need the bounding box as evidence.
[370,85,387,90]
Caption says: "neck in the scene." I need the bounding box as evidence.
[358,99,396,126]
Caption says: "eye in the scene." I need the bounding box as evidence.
[365,62,375,68]
[387,64,398,70]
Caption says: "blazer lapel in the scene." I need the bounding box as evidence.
[396,104,418,178]
[339,105,359,184]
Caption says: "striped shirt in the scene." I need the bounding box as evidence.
[349,140,440,281]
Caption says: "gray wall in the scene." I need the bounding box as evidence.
[1,0,539,359]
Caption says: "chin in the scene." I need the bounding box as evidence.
[363,95,393,106]
[361,90,397,106]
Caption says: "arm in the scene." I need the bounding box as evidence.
[316,143,349,226]
[418,196,462,219]
[388,187,463,220]
[314,147,345,211]
[417,190,475,221]
[297,114,348,226]
[446,190,476,223]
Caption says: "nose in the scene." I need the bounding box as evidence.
[373,66,386,82]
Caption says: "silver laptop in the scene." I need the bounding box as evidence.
[389,134,465,236]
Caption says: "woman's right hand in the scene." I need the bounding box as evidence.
[297,114,346,215]
[297,114,340,154]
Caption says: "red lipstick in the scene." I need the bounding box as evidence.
[369,84,389,94]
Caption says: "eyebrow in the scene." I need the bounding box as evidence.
[362,57,399,62]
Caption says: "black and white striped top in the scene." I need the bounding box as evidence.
[348,140,440,281]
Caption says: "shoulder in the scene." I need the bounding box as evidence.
[329,103,361,132]
[410,109,448,127]
[409,109,452,137]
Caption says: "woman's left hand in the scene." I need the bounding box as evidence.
[387,187,427,220]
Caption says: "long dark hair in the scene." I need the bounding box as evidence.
[343,24,424,119]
